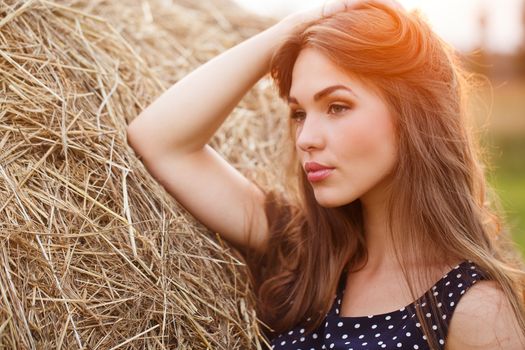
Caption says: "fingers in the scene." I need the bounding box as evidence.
[283,0,406,32]
[321,0,348,17]
[372,0,405,11]
[323,0,405,17]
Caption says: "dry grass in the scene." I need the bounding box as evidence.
[0,0,290,348]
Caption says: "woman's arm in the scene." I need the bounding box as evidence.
[125,5,330,252]
[127,21,293,157]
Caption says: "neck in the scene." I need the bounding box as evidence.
[355,176,399,273]
[355,184,457,276]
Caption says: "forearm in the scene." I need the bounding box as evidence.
[126,19,296,158]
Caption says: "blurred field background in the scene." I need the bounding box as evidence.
[468,1,525,256]
[234,0,525,256]
[480,77,525,256]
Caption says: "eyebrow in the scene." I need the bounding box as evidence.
[287,85,356,105]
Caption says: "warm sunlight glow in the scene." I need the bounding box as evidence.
[233,0,524,53]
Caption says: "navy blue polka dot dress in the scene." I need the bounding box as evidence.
[270,260,487,350]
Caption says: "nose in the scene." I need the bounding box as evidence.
[296,114,325,152]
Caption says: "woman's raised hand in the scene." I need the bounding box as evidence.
[281,0,405,29]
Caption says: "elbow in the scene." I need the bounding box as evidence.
[126,115,149,158]
[126,111,168,163]
[125,121,138,150]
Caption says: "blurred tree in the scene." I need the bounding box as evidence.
[469,3,490,77]
[518,0,525,76]
[522,0,525,50]
[478,3,488,51]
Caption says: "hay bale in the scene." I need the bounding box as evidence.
[0,0,289,348]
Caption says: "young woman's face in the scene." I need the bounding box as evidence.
[288,48,398,208]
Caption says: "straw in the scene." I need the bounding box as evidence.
[0,0,291,348]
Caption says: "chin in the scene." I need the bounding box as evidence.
[313,191,356,208]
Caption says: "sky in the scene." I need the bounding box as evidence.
[232,0,524,54]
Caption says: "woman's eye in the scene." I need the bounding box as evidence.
[290,110,306,122]
[328,104,349,114]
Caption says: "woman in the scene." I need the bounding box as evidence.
[126,0,525,348]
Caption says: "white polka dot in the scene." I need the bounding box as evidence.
[280,341,286,346]
[288,330,293,335]
[458,283,463,288]
[375,333,381,338]
[423,335,428,340]
[362,342,368,346]
[437,302,442,307]
[393,336,397,340]
[378,341,383,345]
[371,324,377,329]
[337,322,343,327]
[300,328,305,333]
[342,334,348,339]
[385,315,391,320]
[381,344,386,348]
[388,325,394,329]
[325,333,331,339]
[397,343,403,347]
[433,291,438,296]
[439,339,445,345]
[354,323,360,329]
[456,273,462,278]
[312,333,318,339]
[416,322,421,328]
[358,334,364,339]
[300,336,305,342]
[414,345,419,349]
[442,314,447,319]
[406,332,411,337]
[450,302,455,307]
[432,325,438,330]
[426,313,431,318]
[448,292,453,297]
[329,343,335,349]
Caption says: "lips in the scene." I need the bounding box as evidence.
[304,162,335,182]
[304,162,335,173]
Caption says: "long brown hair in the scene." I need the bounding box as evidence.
[245,2,525,348]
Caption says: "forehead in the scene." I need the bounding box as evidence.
[289,48,364,98]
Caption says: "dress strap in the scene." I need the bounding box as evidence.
[406,260,488,342]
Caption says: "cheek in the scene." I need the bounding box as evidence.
[334,111,396,164]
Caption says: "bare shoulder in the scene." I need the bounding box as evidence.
[446,280,525,350]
